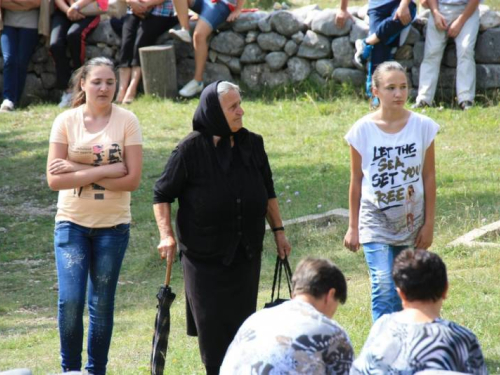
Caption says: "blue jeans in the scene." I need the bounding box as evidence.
[54,221,130,375]
[1,26,39,104]
[363,242,411,322]
[191,0,230,31]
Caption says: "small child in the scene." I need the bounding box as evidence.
[343,61,439,322]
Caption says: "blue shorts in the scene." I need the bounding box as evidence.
[191,0,231,31]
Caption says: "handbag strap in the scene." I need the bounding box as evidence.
[271,255,293,302]
[270,255,280,302]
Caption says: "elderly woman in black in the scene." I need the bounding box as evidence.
[153,81,291,375]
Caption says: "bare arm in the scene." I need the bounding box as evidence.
[153,202,177,262]
[226,0,244,22]
[266,197,292,259]
[394,0,412,26]
[1,0,41,10]
[426,0,447,30]
[447,0,479,38]
[335,0,351,28]
[344,146,363,252]
[46,142,127,191]
[95,145,143,192]
[415,142,436,249]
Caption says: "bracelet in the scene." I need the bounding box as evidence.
[272,226,285,232]
[73,3,80,10]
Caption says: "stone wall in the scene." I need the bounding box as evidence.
[3,4,500,104]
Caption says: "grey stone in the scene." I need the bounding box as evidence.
[395,45,413,60]
[0,57,3,72]
[261,70,290,88]
[442,44,457,68]
[210,31,245,56]
[347,6,360,19]
[476,64,500,89]
[398,59,414,70]
[331,36,354,68]
[291,31,304,44]
[233,12,268,32]
[309,71,327,85]
[208,50,218,63]
[31,47,49,64]
[413,41,425,67]
[240,43,266,63]
[241,63,270,90]
[86,20,121,47]
[85,45,114,60]
[286,57,311,82]
[34,62,44,76]
[332,68,365,86]
[284,40,298,56]
[291,4,321,24]
[303,9,322,29]
[176,59,233,87]
[173,39,194,61]
[155,31,172,45]
[257,32,287,51]
[411,65,456,89]
[245,30,259,44]
[217,53,232,64]
[315,59,336,78]
[404,26,421,45]
[19,74,46,106]
[41,72,57,89]
[258,14,272,32]
[226,58,241,74]
[349,19,369,43]
[297,30,332,59]
[270,11,302,36]
[311,9,353,37]
[479,6,500,31]
[266,51,288,70]
[44,60,56,74]
[476,27,500,63]
[357,4,368,20]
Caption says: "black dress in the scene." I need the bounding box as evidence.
[154,128,276,367]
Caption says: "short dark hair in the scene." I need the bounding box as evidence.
[393,249,448,302]
[292,257,347,304]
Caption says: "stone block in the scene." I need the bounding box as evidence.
[297,30,332,59]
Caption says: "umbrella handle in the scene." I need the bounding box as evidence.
[165,256,173,286]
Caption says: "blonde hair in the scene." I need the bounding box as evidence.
[71,57,116,108]
[372,61,406,89]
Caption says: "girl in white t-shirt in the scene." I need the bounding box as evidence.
[344,61,438,322]
[46,57,143,374]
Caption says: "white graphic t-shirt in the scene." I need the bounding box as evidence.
[49,104,142,228]
[345,112,439,246]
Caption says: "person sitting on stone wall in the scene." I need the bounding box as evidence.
[220,257,354,375]
[336,0,416,108]
[413,0,480,111]
[0,0,49,112]
[167,0,244,97]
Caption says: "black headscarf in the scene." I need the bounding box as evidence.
[192,81,251,173]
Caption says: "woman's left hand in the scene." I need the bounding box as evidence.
[415,222,434,249]
[49,158,83,174]
[67,4,85,20]
[226,9,241,22]
[274,231,291,259]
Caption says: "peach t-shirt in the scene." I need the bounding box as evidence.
[49,104,142,228]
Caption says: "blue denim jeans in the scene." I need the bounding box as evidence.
[54,221,130,375]
[363,242,411,322]
[1,26,39,104]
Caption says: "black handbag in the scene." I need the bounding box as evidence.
[264,256,293,309]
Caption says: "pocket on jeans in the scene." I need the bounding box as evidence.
[112,223,130,234]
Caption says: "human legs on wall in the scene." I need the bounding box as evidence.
[117,14,140,103]
[363,242,409,322]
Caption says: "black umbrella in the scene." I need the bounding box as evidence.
[150,258,176,375]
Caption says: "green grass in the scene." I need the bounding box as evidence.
[0,88,499,374]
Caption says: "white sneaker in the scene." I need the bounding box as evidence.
[0,99,14,112]
[179,79,204,98]
[169,28,192,43]
[58,91,73,108]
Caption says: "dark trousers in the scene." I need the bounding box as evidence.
[49,9,100,90]
[118,13,178,67]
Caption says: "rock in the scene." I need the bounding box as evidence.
[309,70,327,85]
[303,9,322,29]
[241,63,270,90]
[442,44,457,68]
[395,45,413,60]
[44,60,56,74]
[331,36,354,68]
[41,72,57,89]
[311,9,353,36]
[476,64,500,89]
[357,4,368,20]
[209,50,218,63]
[413,41,425,67]
[217,54,242,74]
[476,27,500,63]
[479,6,500,31]
[0,57,3,72]
[332,68,365,86]
[411,65,456,89]
[233,11,268,32]
[257,32,287,51]
[284,40,298,56]
[270,11,303,36]
[19,74,46,106]
[34,62,44,76]
[85,45,114,60]
[347,6,360,19]
[404,26,421,45]
[297,30,332,59]
[418,8,431,22]
[177,59,233,87]
[245,30,259,44]
[31,47,49,64]
[210,31,245,56]
[291,4,321,24]
[287,57,311,82]
[291,31,304,44]
[86,20,120,46]
[315,59,336,78]
[258,14,273,32]
[349,19,369,43]
[266,51,288,70]
[240,43,266,63]
[155,31,171,45]
[173,39,194,61]
[261,70,290,88]
[217,53,232,63]
[397,59,414,70]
